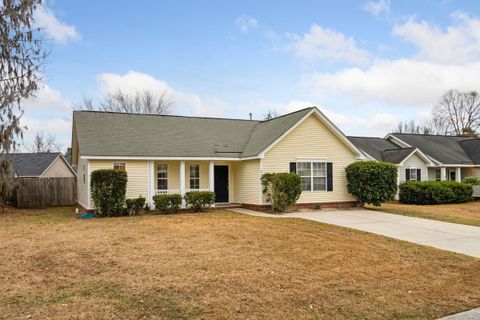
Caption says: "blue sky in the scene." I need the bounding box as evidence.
[23,0,480,150]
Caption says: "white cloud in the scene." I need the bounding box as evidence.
[393,12,480,65]
[288,24,370,65]
[272,100,398,136]
[34,5,79,44]
[23,84,72,112]
[362,0,390,16]
[20,117,71,151]
[305,59,480,107]
[97,71,230,117]
[235,15,258,33]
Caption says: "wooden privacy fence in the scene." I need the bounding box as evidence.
[16,177,76,209]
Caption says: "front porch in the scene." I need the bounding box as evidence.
[147,160,236,208]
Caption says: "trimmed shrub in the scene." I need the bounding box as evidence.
[399,181,473,204]
[464,176,480,185]
[345,161,398,207]
[184,191,215,212]
[261,172,302,213]
[125,196,146,215]
[153,194,182,214]
[90,169,128,217]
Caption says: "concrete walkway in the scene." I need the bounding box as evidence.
[230,208,480,258]
[439,308,480,320]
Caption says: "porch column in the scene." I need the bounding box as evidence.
[209,161,214,192]
[180,160,186,207]
[148,160,155,208]
[456,167,462,182]
[441,167,447,181]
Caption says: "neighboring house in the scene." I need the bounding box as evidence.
[71,107,365,211]
[5,153,76,178]
[349,134,480,186]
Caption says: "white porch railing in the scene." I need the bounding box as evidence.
[155,188,211,195]
[473,185,480,198]
[155,189,180,195]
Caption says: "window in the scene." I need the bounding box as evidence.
[157,164,168,190]
[409,168,417,181]
[435,169,441,181]
[313,162,327,191]
[297,161,327,192]
[190,165,200,189]
[113,162,126,172]
[449,170,456,181]
[297,162,311,191]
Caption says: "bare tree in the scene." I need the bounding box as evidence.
[1,0,47,202]
[263,109,280,120]
[394,120,423,134]
[26,132,60,153]
[433,89,480,136]
[78,89,172,114]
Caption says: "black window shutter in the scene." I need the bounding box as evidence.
[417,169,421,181]
[289,162,296,173]
[405,169,410,181]
[327,162,333,191]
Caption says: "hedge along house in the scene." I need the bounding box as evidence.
[71,107,365,211]
[349,134,480,187]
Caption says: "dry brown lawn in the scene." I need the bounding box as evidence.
[1,207,480,320]
[368,201,480,227]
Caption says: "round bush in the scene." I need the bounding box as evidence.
[345,161,398,207]
[152,194,182,214]
[261,172,302,213]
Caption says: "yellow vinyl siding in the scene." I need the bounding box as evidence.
[42,157,75,178]
[89,160,149,199]
[234,159,261,204]
[262,114,357,204]
[77,158,89,208]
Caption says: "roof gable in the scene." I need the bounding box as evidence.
[4,153,62,177]
[389,133,476,165]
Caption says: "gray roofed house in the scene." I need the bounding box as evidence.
[3,153,76,178]
[349,133,480,189]
[389,133,478,165]
[71,107,365,210]
[72,107,313,159]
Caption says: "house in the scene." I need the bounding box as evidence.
[349,134,480,185]
[71,107,365,211]
[5,153,76,178]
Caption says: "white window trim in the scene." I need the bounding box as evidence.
[113,162,127,172]
[296,160,328,192]
[157,164,168,190]
[408,167,417,181]
[189,164,200,190]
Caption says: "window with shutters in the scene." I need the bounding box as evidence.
[409,168,417,181]
[296,161,327,192]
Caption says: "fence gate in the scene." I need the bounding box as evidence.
[16,177,76,209]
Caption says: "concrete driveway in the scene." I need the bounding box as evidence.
[230,208,480,258]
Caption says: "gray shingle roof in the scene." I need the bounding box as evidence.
[3,153,61,177]
[73,108,314,158]
[391,133,477,165]
[348,137,399,161]
[381,148,415,164]
[459,139,480,164]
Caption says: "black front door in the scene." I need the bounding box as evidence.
[214,165,229,203]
